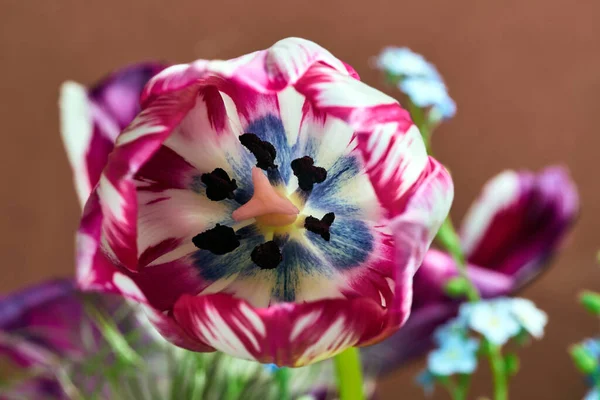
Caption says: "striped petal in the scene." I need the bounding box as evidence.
[173,293,385,366]
[374,158,453,340]
[460,166,578,281]
[76,191,207,351]
[59,63,166,208]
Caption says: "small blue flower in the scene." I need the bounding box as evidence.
[375,47,456,120]
[376,47,441,80]
[433,317,468,345]
[400,78,456,120]
[585,388,600,400]
[264,363,280,373]
[415,369,436,396]
[583,338,600,359]
[427,336,479,376]
[466,300,521,345]
[510,298,548,339]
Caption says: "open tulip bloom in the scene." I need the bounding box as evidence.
[60,38,453,366]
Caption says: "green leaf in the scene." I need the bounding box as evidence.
[274,367,291,400]
[445,277,471,298]
[580,291,600,315]
[503,353,519,377]
[513,329,530,346]
[570,344,598,374]
[83,302,143,367]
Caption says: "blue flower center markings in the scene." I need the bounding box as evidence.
[189,114,375,300]
[192,126,333,271]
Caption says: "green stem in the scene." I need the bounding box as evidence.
[438,376,466,400]
[333,347,365,400]
[275,367,291,400]
[436,218,510,400]
[407,100,432,154]
[455,374,471,400]
[487,343,508,400]
[435,218,480,302]
[405,82,509,400]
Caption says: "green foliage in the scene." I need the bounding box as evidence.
[570,344,598,375]
[445,277,472,298]
[503,353,519,377]
[580,291,600,316]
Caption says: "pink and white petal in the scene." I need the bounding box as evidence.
[131,257,208,311]
[141,37,351,105]
[79,191,206,312]
[135,145,197,193]
[141,304,213,352]
[60,82,120,208]
[173,293,386,366]
[77,191,149,304]
[277,87,306,149]
[162,86,246,177]
[374,159,453,340]
[76,192,206,351]
[460,170,530,260]
[89,62,167,130]
[293,63,407,130]
[460,167,578,278]
[61,64,165,208]
[99,85,200,271]
[136,188,233,267]
[339,227,396,307]
[261,37,349,90]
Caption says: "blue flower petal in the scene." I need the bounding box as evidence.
[376,47,441,80]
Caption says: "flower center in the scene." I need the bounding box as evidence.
[232,167,299,227]
[191,133,336,271]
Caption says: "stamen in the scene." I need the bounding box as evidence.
[304,212,335,241]
[239,133,277,170]
[291,156,327,191]
[251,241,282,269]
[192,224,240,255]
[201,168,237,201]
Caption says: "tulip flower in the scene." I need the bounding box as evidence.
[363,167,578,372]
[0,279,361,399]
[0,279,141,398]
[60,62,166,207]
[60,37,453,366]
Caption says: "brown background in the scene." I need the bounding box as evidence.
[2,0,599,398]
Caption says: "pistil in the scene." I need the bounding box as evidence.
[232,167,299,227]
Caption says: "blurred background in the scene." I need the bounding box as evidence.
[1,0,599,398]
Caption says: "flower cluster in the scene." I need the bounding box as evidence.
[416,298,547,395]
